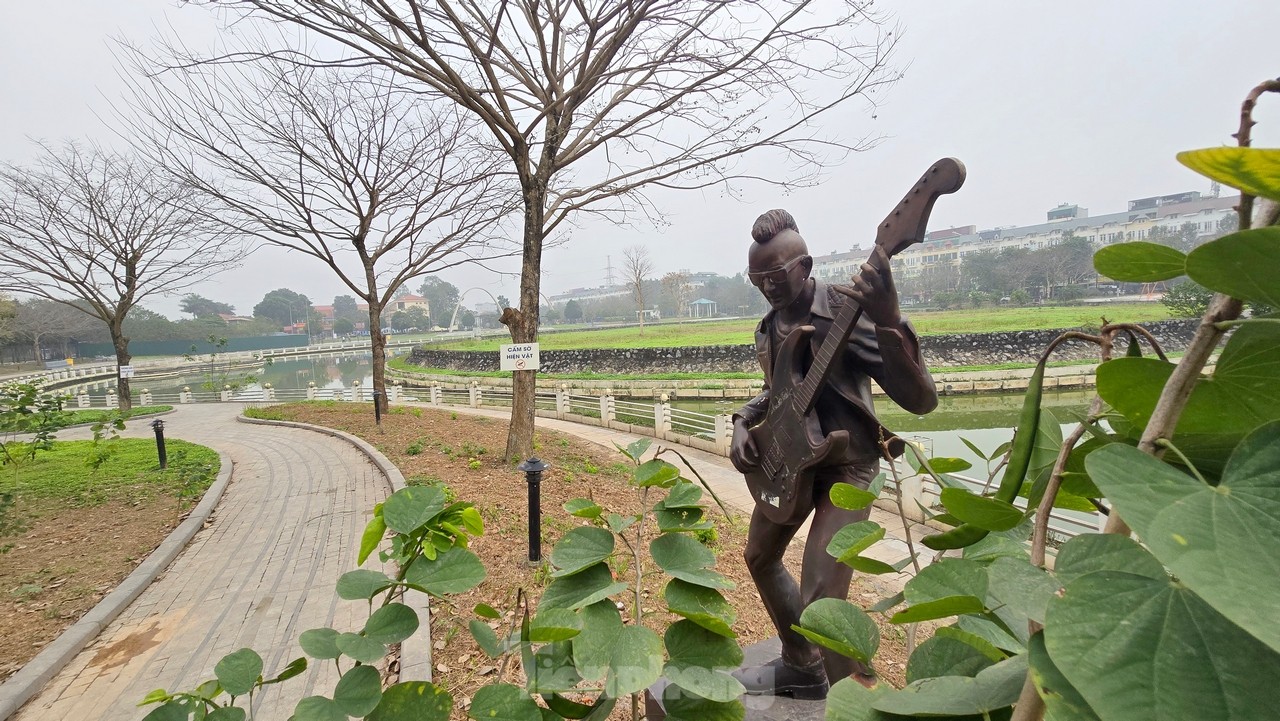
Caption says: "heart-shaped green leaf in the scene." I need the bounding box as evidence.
[529,607,583,643]
[603,626,664,697]
[468,683,541,721]
[405,547,485,596]
[335,632,385,664]
[333,665,382,717]
[367,682,451,721]
[1045,568,1280,721]
[905,633,996,683]
[293,696,346,721]
[872,654,1027,716]
[563,498,603,519]
[528,641,581,694]
[1087,423,1280,652]
[1093,242,1188,282]
[540,562,629,611]
[663,481,704,508]
[892,558,988,624]
[214,648,262,697]
[665,579,736,637]
[661,685,745,721]
[826,521,886,565]
[336,569,394,601]
[1177,147,1280,202]
[829,482,878,510]
[650,534,733,589]
[1186,227,1280,307]
[382,485,447,534]
[792,598,879,662]
[984,557,1061,625]
[550,526,615,578]
[940,488,1024,532]
[299,628,341,660]
[570,599,622,681]
[363,602,419,644]
[635,459,680,488]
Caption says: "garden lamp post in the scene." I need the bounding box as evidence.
[151,418,168,470]
[517,457,550,563]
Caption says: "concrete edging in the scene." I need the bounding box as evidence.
[233,415,432,683]
[0,450,235,721]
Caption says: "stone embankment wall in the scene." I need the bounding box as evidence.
[405,319,1198,374]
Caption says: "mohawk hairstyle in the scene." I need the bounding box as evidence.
[751,209,799,244]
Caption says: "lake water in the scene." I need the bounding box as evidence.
[122,353,1090,473]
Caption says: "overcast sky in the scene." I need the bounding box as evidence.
[2,1,1278,319]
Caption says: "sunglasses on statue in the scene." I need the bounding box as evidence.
[747,255,809,287]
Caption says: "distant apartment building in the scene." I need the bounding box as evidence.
[809,191,1238,280]
[548,285,630,304]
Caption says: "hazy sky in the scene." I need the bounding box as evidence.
[2,1,1278,319]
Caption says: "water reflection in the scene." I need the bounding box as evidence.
[130,354,1089,474]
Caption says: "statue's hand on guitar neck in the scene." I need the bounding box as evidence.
[833,245,903,329]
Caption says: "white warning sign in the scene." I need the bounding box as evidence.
[499,343,541,371]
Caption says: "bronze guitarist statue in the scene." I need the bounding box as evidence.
[730,159,962,698]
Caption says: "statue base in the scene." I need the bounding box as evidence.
[644,636,827,721]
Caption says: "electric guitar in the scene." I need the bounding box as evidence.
[743,158,966,524]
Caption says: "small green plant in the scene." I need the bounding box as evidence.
[693,525,718,547]
[184,335,257,392]
[405,440,424,456]
[467,458,482,470]
[1,382,70,467]
[140,482,486,719]
[462,437,744,721]
[406,474,458,503]
[461,441,487,457]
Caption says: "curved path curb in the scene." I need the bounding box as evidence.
[0,451,235,721]
[234,416,432,683]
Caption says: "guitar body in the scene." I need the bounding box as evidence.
[738,158,966,525]
[743,324,849,524]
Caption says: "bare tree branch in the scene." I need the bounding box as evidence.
[119,41,520,409]
[0,141,246,409]
[187,0,901,459]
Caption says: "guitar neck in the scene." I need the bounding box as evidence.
[784,158,965,415]
[793,288,865,414]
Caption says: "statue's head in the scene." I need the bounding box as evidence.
[748,209,812,311]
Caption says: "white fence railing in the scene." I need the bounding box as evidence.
[52,382,1101,542]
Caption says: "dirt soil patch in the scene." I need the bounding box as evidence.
[0,499,187,681]
[268,402,929,716]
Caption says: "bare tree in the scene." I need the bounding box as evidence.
[662,270,693,319]
[13,299,101,365]
[123,51,516,411]
[0,142,244,409]
[622,245,655,332]
[196,0,901,460]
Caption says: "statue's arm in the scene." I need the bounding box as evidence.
[871,317,938,415]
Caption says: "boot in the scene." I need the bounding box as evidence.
[732,657,829,700]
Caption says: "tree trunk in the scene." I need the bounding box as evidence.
[111,324,133,411]
[368,303,390,414]
[31,332,43,367]
[503,191,547,464]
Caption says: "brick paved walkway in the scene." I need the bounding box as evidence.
[12,404,388,721]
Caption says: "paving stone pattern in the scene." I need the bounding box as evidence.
[12,404,390,721]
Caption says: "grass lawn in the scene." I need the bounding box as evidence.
[430,303,1175,351]
[1,438,218,503]
[0,406,173,433]
[0,438,219,680]
[386,356,761,381]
